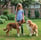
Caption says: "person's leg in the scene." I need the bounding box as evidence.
[21,24,23,34]
[17,20,24,34]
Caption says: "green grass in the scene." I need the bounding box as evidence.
[0,19,41,40]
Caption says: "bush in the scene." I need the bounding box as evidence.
[35,10,39,18]
[0,15,8,21]
[24,16,28,21]
[7,14,15,20]
[0,18,6,24]
[28,9,31,18]
[3,10,8,15]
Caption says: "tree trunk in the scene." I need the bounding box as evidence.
[8,1,11,14]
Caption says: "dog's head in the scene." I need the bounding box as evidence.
[26,20,32,25]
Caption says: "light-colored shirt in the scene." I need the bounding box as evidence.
[16,9,24,21]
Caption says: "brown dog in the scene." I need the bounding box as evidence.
[26,20,38,36]
[3,19,25,37]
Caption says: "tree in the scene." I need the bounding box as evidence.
[22,0,34,8]
[1,0,34,8]
[11,0,25,6]
[11,0,34,7]
[1,0,11,8]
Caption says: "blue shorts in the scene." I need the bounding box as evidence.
[17,20,20,22]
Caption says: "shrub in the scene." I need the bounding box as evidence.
[0,15,8,21]
[3,10,8,15]
[24,16,28,21]
[35,10,40,18]
[0,18,6,24]
[7,14,15,20]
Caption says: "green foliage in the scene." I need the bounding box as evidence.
[0,18,6,24]
[22,0,33,8]
[24,16,28,21]
[3,10,8,15]
[1,0,34,7]
[0,15,8,21]
[11,0,34,7]
[35,10,40,18]
[7,14,15,20]
[11,0,24,5]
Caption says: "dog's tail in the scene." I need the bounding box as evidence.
[3,24,9,31]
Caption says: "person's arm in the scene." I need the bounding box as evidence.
[22,13,24,20]
[22,10,24,20]
[22,10,25,23]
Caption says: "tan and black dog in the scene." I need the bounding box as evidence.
[3,19,25,37]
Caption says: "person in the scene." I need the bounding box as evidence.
[15,3,24,36]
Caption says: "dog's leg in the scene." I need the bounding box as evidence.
[17,28,20,37]
[35,29,38,36]
[19,26,21,34]
[33,31,35,34]
[6,29,10,36]
[29,30,33,36]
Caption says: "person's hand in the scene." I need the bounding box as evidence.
[23,19,25,23]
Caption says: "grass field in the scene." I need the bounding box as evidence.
[0,19,41,40]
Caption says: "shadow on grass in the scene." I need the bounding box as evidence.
[0,34,33,38]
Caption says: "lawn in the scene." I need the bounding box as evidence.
[0,19,41,40]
